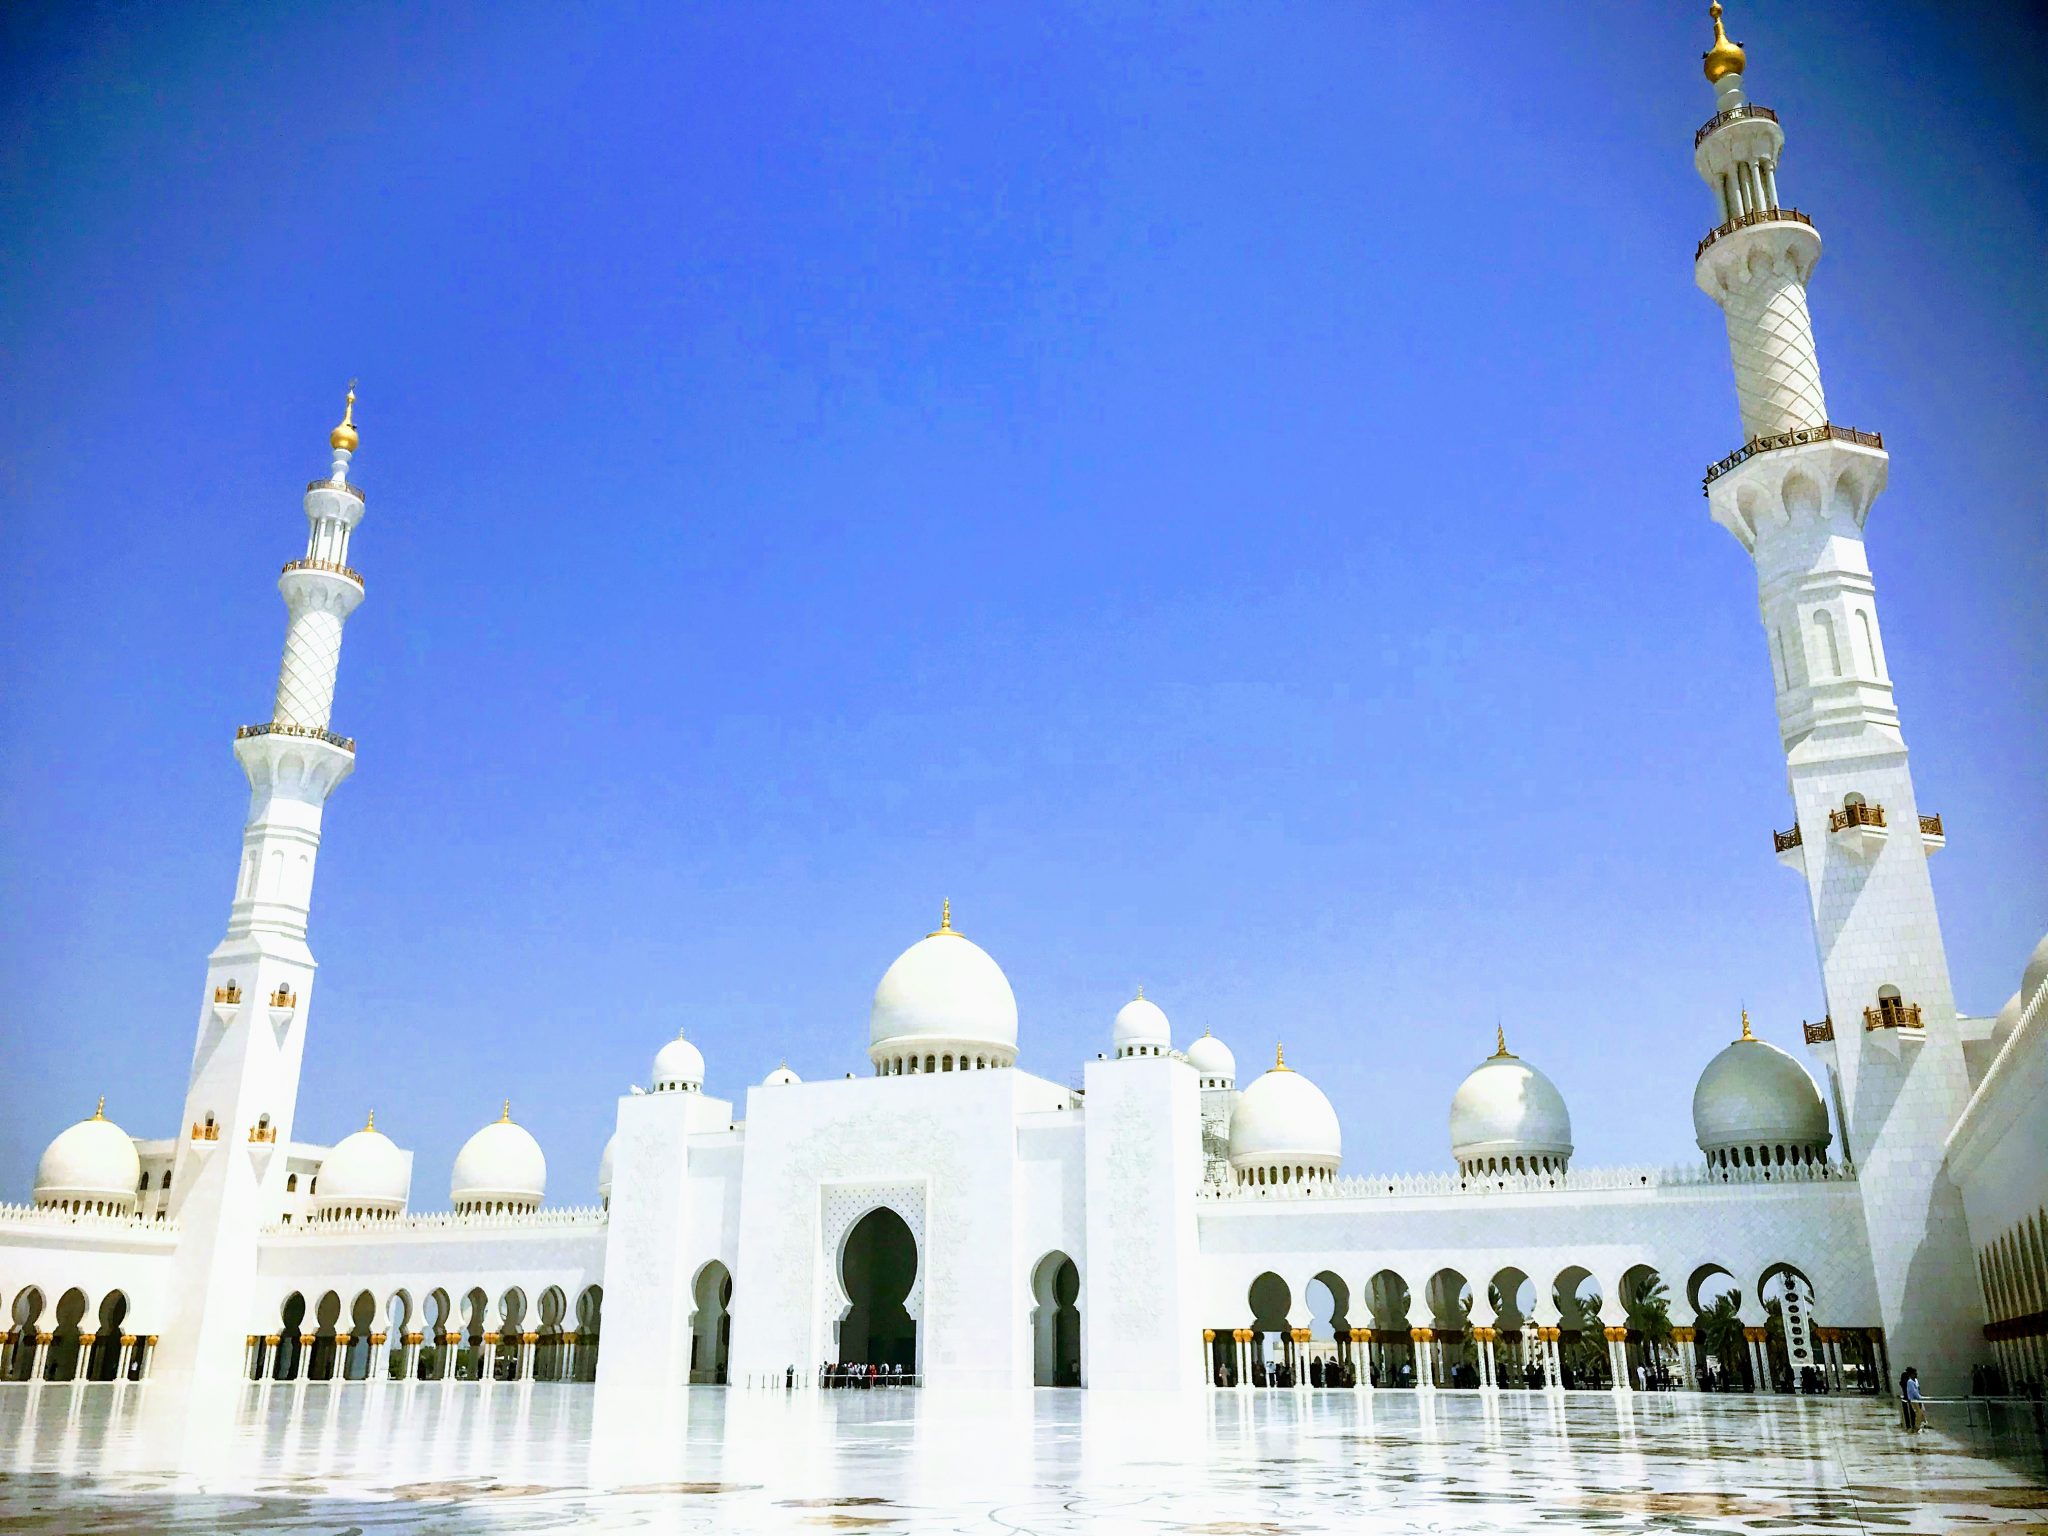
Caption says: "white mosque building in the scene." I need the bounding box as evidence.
[3,11,2044,1407]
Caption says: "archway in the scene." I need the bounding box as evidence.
[574,1286,603,1382]
[690,1262,732,1384]
[46,1289,87,1381]
[1758,1262,1819,1393]
[1424,1269,1473,1387]
[418,1290,450,1380]
[6,1289,45,1381]
[343,1291,377,1380]
[1365,1270,1413,1386]
[1619,1264,1675,1390]
[1552,1266,1605,1388]
[1304,1271,1352,1386]
[309,1291,342,1380]
[534,1286,569,1382]
[384,1291,412,1380]
[460,1287,489,1381]
[496,1288,528,1381]
[839,1208,917,1372]
[87,1292,129,1381]
[274,1293,306,1380]
[1029,1251,1081,1387]
[1247,1271,1290,1385]
[1489,1268,1537,1388]
[1688,1264,1746,1391]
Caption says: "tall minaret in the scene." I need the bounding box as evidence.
[155,392,369,1378]
[1689,9,1979,1391]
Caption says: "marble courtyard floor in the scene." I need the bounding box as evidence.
[0,1382,2043,1534]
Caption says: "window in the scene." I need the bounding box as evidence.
[286,1173,298,1192]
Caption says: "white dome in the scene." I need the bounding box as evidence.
[34,1102,139,1215]
[451,1105,547,1212]
[652,1029,705,1092]
[762,1064,801,1087]
[1450,1036,1573,1174]
[1988,989,2023,1052]
[2023,932,2048,1009]
[314,1116,408,1218]
[1185,1030,1237,1085]
[1112,991,1171,1057]
[598,1133,616,1205]
[1692,1016,1831,1163]
[868,904,1019,1070]
[1227,1049,1341,1185]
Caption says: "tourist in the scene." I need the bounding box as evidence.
[1901,1367,1925,1432]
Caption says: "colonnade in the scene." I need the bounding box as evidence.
[0,1329,156,1383]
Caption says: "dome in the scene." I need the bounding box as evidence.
[1185,1029,1236,1086]
[762,1064,801,1087]
[868,902,1019,1072]
[1449,1031,1573,1176]
[2023,932,2048,1010]
[1227,1047,1341,1187]
[1989,989,2024,1053]
[1692,1013,1831,1170]
[1112,989,1171,1058]
[652,1029,705,1093]
[34,1100,139,1216]
[314,1113,407,1220]
[598,1133,616,1206]
[451,1103,547,1214]
[1702,2,1745,84]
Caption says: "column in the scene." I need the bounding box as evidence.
[333,1332,352,1381]
[369,1332,388,1382]
[481,1332,498,1383]
[119,1336,140,1382]
[1411,1329,1434,1390]
[75,1334,96,1387]
[442,1332,460,1388]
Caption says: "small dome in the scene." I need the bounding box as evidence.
[451,1103,547,1213]
[652,1029,705,1093]
[1989,989,2024,1053]
[762,1064,801,1087]
[868,902,1019,1070]
[1702,2,1745,84]
[1692,1014,1830,1166]
[2023,932,2048,1010]
[598,1133,616,1205]
[1112,989,1171,1058]
[1185,1029,1236,1085]
[1450,1031,1573,1176]
[329,384,359,452]
[34,1100,140,1215]
[1227,1047,1341,1186]
[314,1114,407,1219]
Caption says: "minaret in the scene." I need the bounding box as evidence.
[1688,10,1979,1390]
[155,392,369,1377]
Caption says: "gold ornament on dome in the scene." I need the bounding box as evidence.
[1703,2,1746,84]
[330,381,359,452]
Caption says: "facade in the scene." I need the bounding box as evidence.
[2,12,2042,1406]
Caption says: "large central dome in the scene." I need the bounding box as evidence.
[869,901,1019,1073]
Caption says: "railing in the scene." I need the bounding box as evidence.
[249,1125,276,1144]
[1703,422,1884,490]
[1196,1158,1854,1204]
[1865,1000,1924,1031]
[270,987,297,1009]
[1695,204,1814,261]
[262,1204,611,1237]
[190,1122,219,1142]
[1773,824,1803,853]
[1920,812,1944,837]
[1694,102,1779,148]
[1829,801,1886,832]
[281,557,364,587]
[236,721,356,753]
[1803,1016,1835,1045]
[306,478,366,504]
[214,983,242,1004]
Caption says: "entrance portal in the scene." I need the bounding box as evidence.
[838,1207,917,1372]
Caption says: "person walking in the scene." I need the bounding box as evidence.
[1901,1367,1925,1432]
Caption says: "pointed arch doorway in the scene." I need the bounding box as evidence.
[837,1207,918,1372]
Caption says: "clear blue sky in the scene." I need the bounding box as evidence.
[3,1,2043,1200]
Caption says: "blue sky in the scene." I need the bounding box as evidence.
[2,1,2042,1200]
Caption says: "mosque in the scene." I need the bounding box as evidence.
[3,10,2043,1407]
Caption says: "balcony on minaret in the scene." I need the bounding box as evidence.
[268,986,299,1032]
[211,980,243,1027]
[190,1115,221,1148]
[280,556,365,592]
[235,721,357,755]
[1863,994,1924,1033]
[1918,811,1945,853]
[1802,1015,1834,1045]
[1771,821,1803,870]
[1826,798,1887,858]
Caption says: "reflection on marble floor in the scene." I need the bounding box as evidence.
[0,1381,2042,1534]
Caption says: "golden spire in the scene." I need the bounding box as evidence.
[1740,1008,1755,1042]
[329,381,359,453]
[1135,983,1144,1001]
[1703,3,1746,84]
[365,1109,376,1132]
[1274,1042,1291,1072]
[93,1095,105,1121]
[929,898,957,938]
[500,1099,512,1123]
[1494,1024,1511,1058]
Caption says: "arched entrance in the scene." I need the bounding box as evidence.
[1029,1251,1081,1386]
[690,1262,731,1384]
[838,1207,917,1372]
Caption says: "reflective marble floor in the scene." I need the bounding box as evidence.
[0,1381,2042,1533]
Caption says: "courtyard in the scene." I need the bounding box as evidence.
[0,1382,2042,1534]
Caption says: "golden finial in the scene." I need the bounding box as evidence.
[929,898,957,938]
[1136,983,1144,1001]
[1740,1008,1755,1042]
[1703,3,1746,84]
[365,1109,376,1132]
[1494,1024,1510,1058]
[93,1095,105,1121]
[500,1099,512,1123]
[1274,1042,1291,1072]
[329,380,359,453]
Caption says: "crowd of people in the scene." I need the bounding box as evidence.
[812,1361,914,1388]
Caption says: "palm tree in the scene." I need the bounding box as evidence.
[1696,1293,1747,1389]
[1629,1274,1675,1352]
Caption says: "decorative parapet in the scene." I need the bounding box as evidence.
[281,557,364,588]
[260,1204,609,1238]
[1864,1000,1924,1032]
[1694,204,1814,261]
[1197,1159,1855,1204]
[0,1203,178,1236]
[1694,101,1779,149]
[1919,812,1944,837]
[1772,823,1802,853]
[1829,801,1886,833]
[1703,422,1883,492]
[306,478,366,504]
[1803,1015,1835,1045]
[236,721,356,754]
